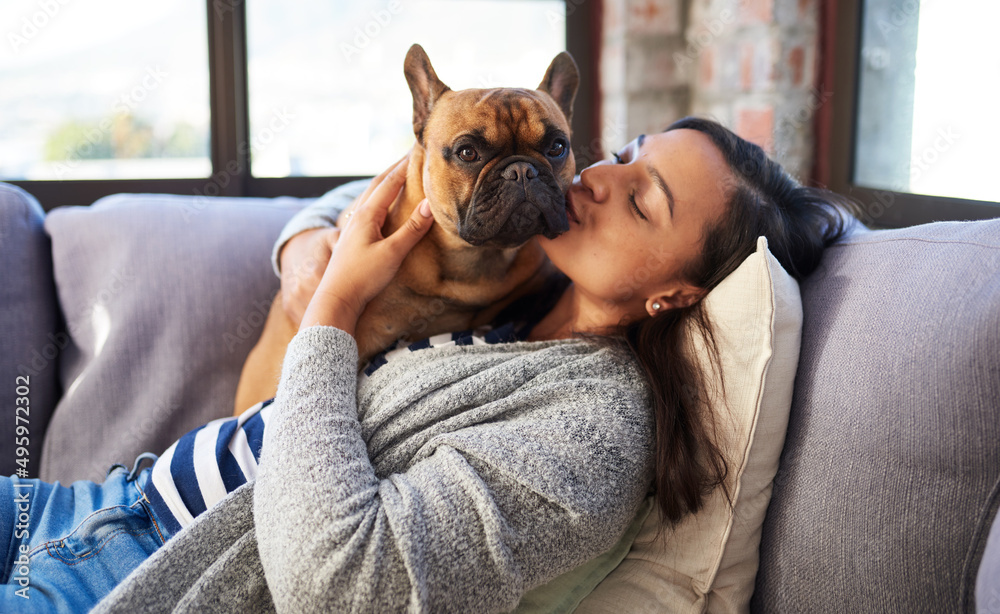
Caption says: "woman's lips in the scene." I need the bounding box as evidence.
[565,191,581,225]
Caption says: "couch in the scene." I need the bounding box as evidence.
[1,181,998,612]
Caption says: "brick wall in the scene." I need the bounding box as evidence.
[597,0,822,182]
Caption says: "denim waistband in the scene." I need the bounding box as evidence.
[127,452,158,482]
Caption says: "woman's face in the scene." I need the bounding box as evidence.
[538,128,731,321]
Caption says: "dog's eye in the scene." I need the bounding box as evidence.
[547,139,567,158]
[457,146,479,162]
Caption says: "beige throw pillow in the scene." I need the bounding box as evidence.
[573,236,802,613]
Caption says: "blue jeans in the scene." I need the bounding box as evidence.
[0,454,166,613]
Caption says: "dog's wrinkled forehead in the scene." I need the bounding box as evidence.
[425,87,569,150]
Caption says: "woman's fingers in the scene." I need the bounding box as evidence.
[351,157,409,230]
[352,153,410,217]
[280,227,340,325]
[382,199,434,256]
[302,198,433,333]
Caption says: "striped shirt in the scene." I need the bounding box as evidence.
[142,322,533,539]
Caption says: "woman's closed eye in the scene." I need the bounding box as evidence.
[628,191,647,221]
[611,151,648,221]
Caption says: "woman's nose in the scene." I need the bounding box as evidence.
[579,163,610,203]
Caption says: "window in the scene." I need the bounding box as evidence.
[2,0,596,210]
[825,0,1000,226]
[246,0,566,178]
[0,0,211,180]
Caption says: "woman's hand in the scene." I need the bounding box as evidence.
[300,154,434,335]
[278,227,340,328]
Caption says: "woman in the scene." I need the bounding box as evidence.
[1,118,854,613]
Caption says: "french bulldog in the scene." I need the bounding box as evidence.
[234,43,578,413]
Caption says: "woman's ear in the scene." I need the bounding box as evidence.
[646,283,707,315]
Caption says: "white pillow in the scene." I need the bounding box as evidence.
[574,236,801,613]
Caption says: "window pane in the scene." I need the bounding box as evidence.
[246,0,566,178]
[0,0,211,180]
[854,0,1000,203]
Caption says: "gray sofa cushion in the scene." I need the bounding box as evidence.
[40,194,305,483]
[979,509,1000,612]
[752,219,1000,613]
[0,183,61,478]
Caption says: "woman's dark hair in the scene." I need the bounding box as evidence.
[624,116,859,524]
[495,116,858,526]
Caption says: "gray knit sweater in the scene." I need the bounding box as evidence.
[94,325,654,613]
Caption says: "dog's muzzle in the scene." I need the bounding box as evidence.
[459,159,570,248]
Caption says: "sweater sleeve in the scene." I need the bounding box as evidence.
[254,327,654,614]
[270,178,372,277]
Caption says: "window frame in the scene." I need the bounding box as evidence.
[824,0,999,227]
[9,0,599,211]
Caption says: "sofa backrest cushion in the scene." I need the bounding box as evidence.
[979,509,1000,612]
[39,187,800,611]
[752,219,1000,612]
[40,194,304,483]
[0,183,61,478]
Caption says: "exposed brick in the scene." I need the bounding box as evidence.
[789,45,805,86]
[740,42,755,91]
[602,0,820,181]
[775,36,815,89]
[600,40,627,97]
[627,39,685,93]
[736,106,775,152]
[775,0,816,28]
[678,1,735,85]
[628,92,689,135]
[688,0,738,40]
[626,0,682,35]
[699,47,715,89]
[741,0,774,25]
[603,0,627,38]
[753,38,779,91]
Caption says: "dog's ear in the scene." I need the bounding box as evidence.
[537,51,579,124]
[404,44,451,144]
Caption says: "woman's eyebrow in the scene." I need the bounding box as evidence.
[633,134,674,221]
[646,163,675,220]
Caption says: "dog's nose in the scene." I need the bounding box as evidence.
[502,161,538,182]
